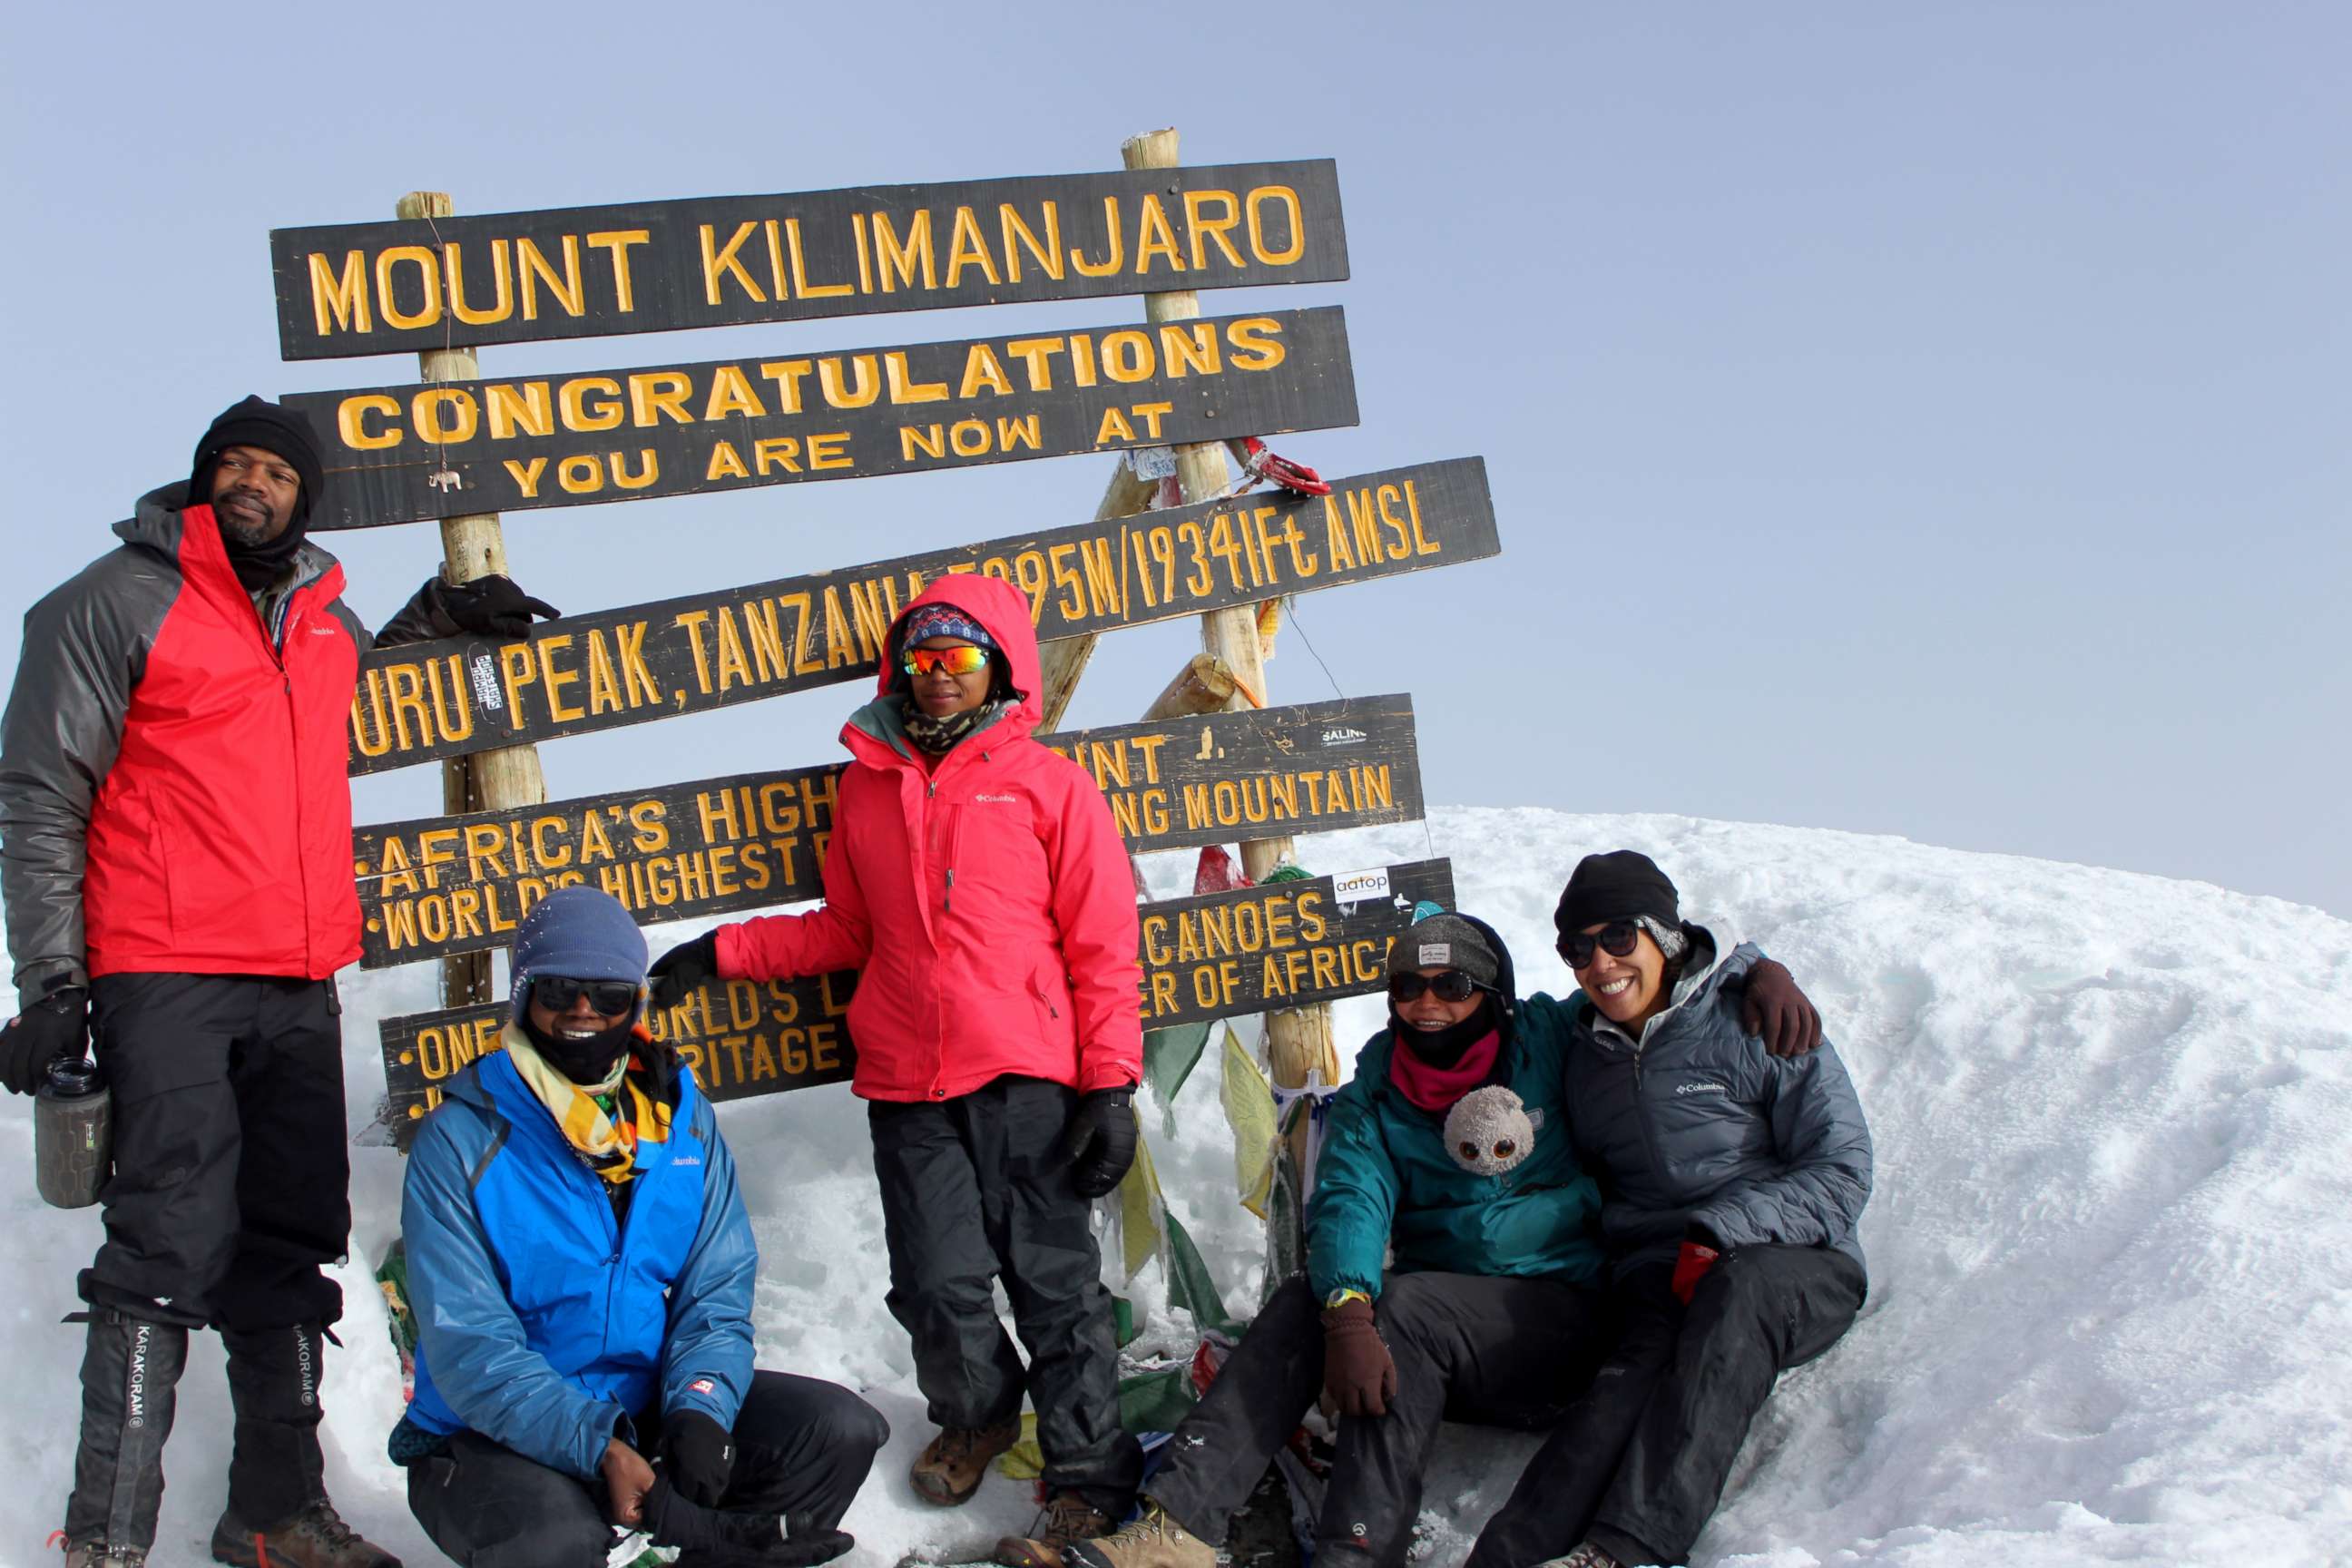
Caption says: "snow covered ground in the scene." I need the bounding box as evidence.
[5,807,2347,1567]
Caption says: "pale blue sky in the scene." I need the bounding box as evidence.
[5,1,2344,915]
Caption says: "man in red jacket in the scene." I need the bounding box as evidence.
[0,397,557,1568]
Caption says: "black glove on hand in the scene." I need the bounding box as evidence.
[1,987,87,1096]
[427,573,561,639]
[1742,958,1822,1058]
[649,931,722,1009]
[656,1408,735,1507]
[1059,1086,1138,1199]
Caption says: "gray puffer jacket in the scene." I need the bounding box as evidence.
[1544,928,1872,1285]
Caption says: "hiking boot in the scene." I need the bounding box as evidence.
[994,1489,1115,1568]
[210,1500,402,1568]
[1062,1504,1216,1568]
[54,1535,146,1568]
[909,1420,1020,1505]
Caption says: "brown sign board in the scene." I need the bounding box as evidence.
[271,161,1348,361]
[285,306,1357,530]
[354,696,1423,968]
[377,856,1452,1145]
[348,457,1493,775]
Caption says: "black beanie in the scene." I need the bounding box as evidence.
[189,396,326,524]
[1554,850,1680,936]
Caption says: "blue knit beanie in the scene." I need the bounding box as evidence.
[509,886,648,1020]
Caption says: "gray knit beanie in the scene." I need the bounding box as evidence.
[1387,912,1500,988]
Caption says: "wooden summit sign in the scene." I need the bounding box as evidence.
[348,457,1494,775]
[272,161,1348,359]
[376,855,1452,1143]
[286,306,1357,530]
[354,696,1423,967]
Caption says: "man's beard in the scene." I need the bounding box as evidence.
[212,488,284,547]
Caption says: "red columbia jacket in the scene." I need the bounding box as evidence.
[0,489,438,1001]
[718,574,1143,1102]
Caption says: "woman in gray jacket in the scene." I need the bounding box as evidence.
[1472,850,1874,1568]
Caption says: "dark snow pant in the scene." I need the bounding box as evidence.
[62,975,352,1551]
[407,1370,888,1568]
[1469,1247,1867,1568]
[1149,1271,1609,1568]
[867,1075,1144,1510]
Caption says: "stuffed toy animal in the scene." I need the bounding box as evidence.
[1443,1084,1534,1176]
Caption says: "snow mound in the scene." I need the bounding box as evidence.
[4,808,2347,1567]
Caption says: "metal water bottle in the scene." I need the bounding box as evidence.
[35,1054,110,1209]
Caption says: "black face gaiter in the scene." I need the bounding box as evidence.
[521,1013,637,1085]
[1391,995,1498,1071]
[218,516,308,593]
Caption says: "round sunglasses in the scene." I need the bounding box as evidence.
[1557,920,1642,970]
[1387,970,1488,1004]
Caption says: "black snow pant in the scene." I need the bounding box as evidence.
[1148,1271,1610,1568]
[867,1074,1145,1511]
[61,974,353,1552]
[1469,1246,1867,1568]
[407,1370,888,1568]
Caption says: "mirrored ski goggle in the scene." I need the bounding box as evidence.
[530,976,641,1016]
[1387,970,1485,1004]
[902,645,992,678]
[1557,920,1642,970]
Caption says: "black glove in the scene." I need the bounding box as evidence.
[640,1476,855,1566]
[649,931,721,1009]
[426,573,561,639]
[1741,957,1822,1058]
[1,986,87,1096]
[656,1408,735,1507]
[1059,1086,1138,1199]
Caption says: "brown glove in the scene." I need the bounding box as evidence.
[1742,957,1823,1058]
[1320,1298,1396,1417]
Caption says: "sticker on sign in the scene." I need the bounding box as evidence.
[1332,867,1393,907]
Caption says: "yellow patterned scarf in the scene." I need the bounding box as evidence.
[500,1023,672,1186]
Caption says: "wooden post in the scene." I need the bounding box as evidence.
[398,191,550,1008]
[1142,653,1240,721]
[1123,129,1339,1093]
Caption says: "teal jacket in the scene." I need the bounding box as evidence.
[1307,917,1605,1300]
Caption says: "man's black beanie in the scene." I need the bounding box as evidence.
[1554,849,1681,935]
[189,395,326,522]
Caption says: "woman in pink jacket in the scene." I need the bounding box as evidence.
[651,574,1144,1564]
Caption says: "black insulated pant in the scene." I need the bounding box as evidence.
[1149,1271,1608,1568]
[1470,1246,1867,1568]
[868,1075,1144,1508]
[82,973,351,1330]
[62,974,354,1552]
[406,1370,888,1568]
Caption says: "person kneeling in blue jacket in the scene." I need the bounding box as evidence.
[1473,851,1874,1568]
[389,887,887,1567]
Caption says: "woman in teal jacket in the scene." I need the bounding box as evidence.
[1069,911,1610,1568]
[393,887,886,1568]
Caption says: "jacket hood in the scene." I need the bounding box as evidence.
[848,573,1044,759]
[877,573,1043,722]
[120,482,340,585]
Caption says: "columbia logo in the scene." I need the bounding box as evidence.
[672,1154,703,1166]
[974,793,1017,804]
[1675,1081,1730,1096]
[308,623,337,636]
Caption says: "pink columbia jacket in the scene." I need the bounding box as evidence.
[717,573,1143,1102]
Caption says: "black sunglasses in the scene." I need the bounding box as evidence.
[1388,970,1486,1004]
[531,975,640,1017]
[1557,920,1642,970]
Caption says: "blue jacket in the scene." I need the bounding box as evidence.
[400,1041,757,1480]
[1308,917,1605,1301]
[1526,930,1873,1285]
